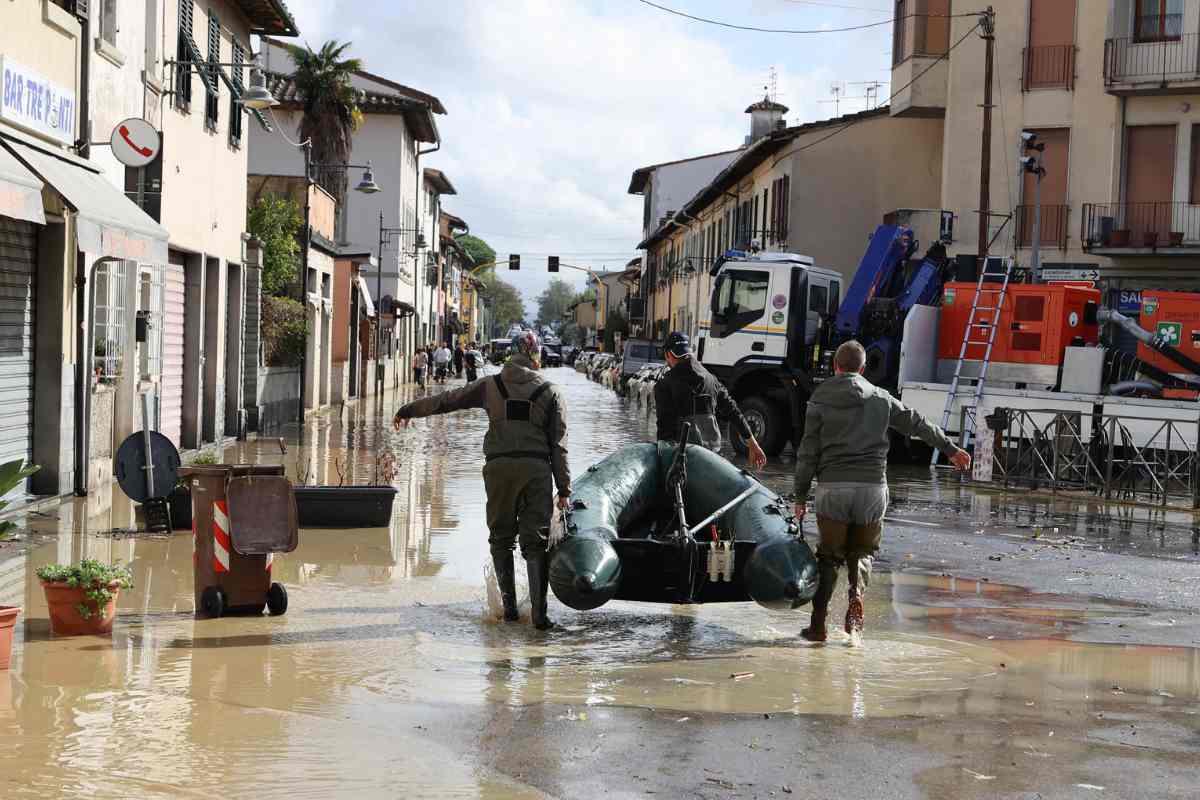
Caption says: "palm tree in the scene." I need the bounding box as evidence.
[287,40,363,219]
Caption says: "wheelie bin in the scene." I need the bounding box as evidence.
[180,465,299,618]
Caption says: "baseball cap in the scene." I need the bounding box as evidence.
[665,331,691,357]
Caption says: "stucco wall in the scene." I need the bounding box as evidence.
[643,151,740,240]
[0,2,81,137]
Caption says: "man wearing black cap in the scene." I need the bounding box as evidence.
[654,331,767,470]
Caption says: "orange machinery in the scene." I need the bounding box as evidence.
[1137,290,1200,398]
[936,282,1101,388]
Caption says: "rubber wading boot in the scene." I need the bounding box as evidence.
[845,556,865,635]
[800,561,838,642]
[526,552,556,631]
[492,551,519,622]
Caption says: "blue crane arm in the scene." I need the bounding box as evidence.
[834,225,912,336]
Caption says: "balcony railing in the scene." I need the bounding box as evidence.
[1016,204,1070,249]
[1082,202,1200,249]
[1022,45,1075,90]
[1104,28,1200,86]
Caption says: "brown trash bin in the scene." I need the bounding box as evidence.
[180,465,299,618]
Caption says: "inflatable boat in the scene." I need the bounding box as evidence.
[549,437,819,611]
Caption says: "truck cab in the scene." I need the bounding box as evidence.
[698,251,842,456]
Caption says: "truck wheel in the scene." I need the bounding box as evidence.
[733,397,787,457]
[266,582,288,616]
[201,586,226,618]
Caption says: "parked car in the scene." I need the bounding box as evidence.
[562,345,579,365]
[619,339,665,390]
[542,341,564,367]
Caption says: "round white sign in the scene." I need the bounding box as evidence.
[110,118,161,168]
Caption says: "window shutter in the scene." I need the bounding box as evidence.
[175,0,194,109]
[205,11,220,129]
[229,40,245,146]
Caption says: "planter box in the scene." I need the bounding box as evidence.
[41,582,121,636]
[169,485,192,530]
[0,606,18,669]
[294,486,398,528]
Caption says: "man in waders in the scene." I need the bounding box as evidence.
[393,331,570,631]
[793,340,970,642]
[654,332,767,471]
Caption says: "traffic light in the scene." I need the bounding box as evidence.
[548,256,559,272]
[509,254,520,270]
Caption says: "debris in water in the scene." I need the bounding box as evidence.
[1075,785,1105,792]
[962,769,995,781]
[675,717,690,723]
[782,787,793,795]
[988,554,1004,561]
[731,672,755,681]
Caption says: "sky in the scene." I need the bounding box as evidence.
[275,0,895,316]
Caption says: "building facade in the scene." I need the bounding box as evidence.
[893,0,1200,294]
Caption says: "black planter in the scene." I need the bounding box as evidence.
[169,485,193,530]
[294,486,398,528]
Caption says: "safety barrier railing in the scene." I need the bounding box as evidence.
[962,406,1200,508]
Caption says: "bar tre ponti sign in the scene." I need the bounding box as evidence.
[0,56,77,145]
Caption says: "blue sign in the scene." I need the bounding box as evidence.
[1117,289,1142,315]
[0,57,77,145]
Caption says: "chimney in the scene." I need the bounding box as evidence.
[745,94,789,143]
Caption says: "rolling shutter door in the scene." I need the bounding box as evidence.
[161,260,186,446]
[0,218,36,482]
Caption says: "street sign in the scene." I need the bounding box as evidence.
[110,118,161,168]
[1041,266,1100,281]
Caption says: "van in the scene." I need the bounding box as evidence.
[620,339,665,387]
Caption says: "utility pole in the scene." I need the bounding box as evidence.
[977,7,996,262]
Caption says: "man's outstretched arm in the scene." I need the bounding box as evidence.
[394,379,488,426]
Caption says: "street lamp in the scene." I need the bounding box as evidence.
[377,214,428,399]
[239,60,278,110]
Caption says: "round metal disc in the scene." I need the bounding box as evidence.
[115,431,182,503]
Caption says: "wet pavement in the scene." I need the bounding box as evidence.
[1,367,1198,798]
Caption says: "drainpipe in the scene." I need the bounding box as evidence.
[73,6,93,495]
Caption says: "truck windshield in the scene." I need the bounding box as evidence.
[712,269,769,334]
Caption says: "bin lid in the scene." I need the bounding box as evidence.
[226,475,299,554]
[115,431,181,503]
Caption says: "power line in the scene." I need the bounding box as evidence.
[770,16,984,168]
[633,0,976,35]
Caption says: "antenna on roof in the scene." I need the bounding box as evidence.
[818,82,846,117]
[849,80,884,110]
[768,65,779,104]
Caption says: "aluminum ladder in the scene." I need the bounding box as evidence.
[932,256,1014,465]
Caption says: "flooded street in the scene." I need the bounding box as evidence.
[2,368,1199,799]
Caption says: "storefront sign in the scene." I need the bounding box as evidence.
[1117,290,1143,315]
[0,57,77,145]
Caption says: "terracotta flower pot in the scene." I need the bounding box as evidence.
[1110,229,1131,247]
[1169,231,1185,246]
[41,581,121,637]
[1143,231,1159,248]
[0,606,18,670]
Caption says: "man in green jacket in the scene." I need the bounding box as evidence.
[394,331,570,631]
[794,340,970,642]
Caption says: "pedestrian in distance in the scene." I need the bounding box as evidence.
[794,340,971,643]
[412,348,428,388]
[433,343,452,383]
[393,331,570,631]
[454,343,465,378]
[465,342,483,382]
[654,331,768,471]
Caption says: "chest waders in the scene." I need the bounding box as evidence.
[485,375,558,631]
[684,389,722,452]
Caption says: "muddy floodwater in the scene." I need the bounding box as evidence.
[1,368,1198,798]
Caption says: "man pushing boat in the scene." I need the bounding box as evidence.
[794,340,971,642]
[654,332,768,471]
[394,331,570,631]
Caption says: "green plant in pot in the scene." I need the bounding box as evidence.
[171,450,220,531]
[36,559,133,636]
[0,459,40,542]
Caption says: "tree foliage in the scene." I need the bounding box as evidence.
[261,295,308,367]
[287,40,363,211]
[485,278,525,335]
[603,309,629,352]
[456,234,495,269]
[536,279,577,328]
[248,194,302,296]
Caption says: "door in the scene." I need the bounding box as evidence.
[1125,124,1177,241]
[0,218,36,497]
[161,260,185,446]
[1025,0,1076,89]
[705,267,770,367]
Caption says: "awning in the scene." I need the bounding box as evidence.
[0,145,45,225]
[354,275,376,317]
[3,139,168,263]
